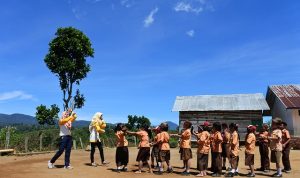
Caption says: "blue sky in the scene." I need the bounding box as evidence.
[0,0,300,125]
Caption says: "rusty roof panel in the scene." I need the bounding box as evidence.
[268,85,300,109]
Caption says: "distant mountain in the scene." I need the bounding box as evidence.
[0,113,38,126]
[166,121,178,131]
[0,113,111,128]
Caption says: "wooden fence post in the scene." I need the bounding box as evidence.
[39,133,43,151]
[25,137,29,153]
[79,137,83,149]
[73,140,77,150]
[5,126,10,149]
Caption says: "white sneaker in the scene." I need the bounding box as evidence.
[64,165,74,170]
[102,160,110,165]
[48,161,54,169]
[91,162,97,167]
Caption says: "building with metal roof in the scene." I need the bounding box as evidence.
[172,93,270,140]
[266,85,300,136]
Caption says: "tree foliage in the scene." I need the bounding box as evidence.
[35,104,60,125]
[44,27,94,110]
[126,115,151,131]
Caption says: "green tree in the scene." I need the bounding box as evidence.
[35,104,60,125]
[44,27,94,110]
[126,115,151,131]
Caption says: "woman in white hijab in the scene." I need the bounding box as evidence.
[89,112,109,166]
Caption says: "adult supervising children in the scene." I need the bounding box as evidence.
[48,110,77,169]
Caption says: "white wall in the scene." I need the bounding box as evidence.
[272,97,300,136]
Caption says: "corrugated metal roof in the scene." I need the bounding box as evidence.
[267,85,300,109]
[172,93,270,111]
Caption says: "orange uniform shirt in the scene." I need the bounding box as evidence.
[197,131,210,154]
[259,131,269,143]
[270,129,282,151]
[115,131,128,147]
[230,131,239,156]
[180,129,191,149]
[211,131,223,153]
[136,130,150,148]
[223,130,231,144]
[245,133,256,154]
[157,131,170,150]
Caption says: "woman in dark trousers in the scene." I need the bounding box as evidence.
[89,112,109,167]
[48,110,77,169]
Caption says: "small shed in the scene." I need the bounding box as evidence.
[266,85,300,136]
[172,93,270,140]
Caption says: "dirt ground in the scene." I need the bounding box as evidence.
[0,147,300,178]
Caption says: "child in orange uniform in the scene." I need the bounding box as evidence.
[195,121,210,177]
[281,122,291,173]
[153,122,173,175]
[226,123,239,177]
[114,123,129,172]
[126,125,153,174]
[211,122,223,177]
[245,125,256,177]
[257,124,270,172]
[270,118,283,177]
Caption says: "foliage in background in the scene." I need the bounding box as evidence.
[35,104,60,125]
[126,115,151,131]
[44,27,94,111]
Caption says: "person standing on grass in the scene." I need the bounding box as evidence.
[48,109,77,169]
[195,121,211,177]
[89,112,109,167]
[126,125,153,174]
[153,122,173,175]
[245,125,256,177]
[221,123,231,171]
[257,124,270,172]
[280,122,291,173]
[114,123,129,173]
[211,122,223,177]
[226,123,239,177]
[270,117,283,177]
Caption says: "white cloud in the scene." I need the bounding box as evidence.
[174,2,203,14]
[186,30,195,37]
[144,7,159,27]
[0,91,34,101]
[72,8,87,20]
[173,0,214,14]
[121,0,134,8]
